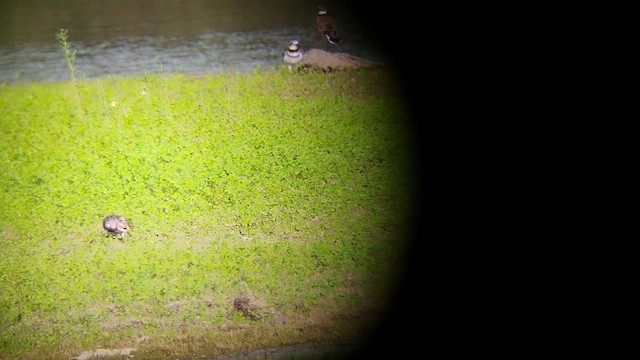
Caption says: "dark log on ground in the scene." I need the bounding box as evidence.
[300,49,378,71]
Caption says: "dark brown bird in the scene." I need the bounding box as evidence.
[316,6,340,45]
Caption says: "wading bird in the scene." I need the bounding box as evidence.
[316,6,340,45]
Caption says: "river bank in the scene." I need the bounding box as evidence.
[0,68,416,359]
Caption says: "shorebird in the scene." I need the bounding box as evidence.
[283,40,304,72]
[316,6,340,45]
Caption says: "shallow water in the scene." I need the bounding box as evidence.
[0,0,384,83]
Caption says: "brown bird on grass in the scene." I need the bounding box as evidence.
[316,6,340,45]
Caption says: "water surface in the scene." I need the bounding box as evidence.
[0,0,383,83]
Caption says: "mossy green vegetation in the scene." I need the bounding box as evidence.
[0,68,415,359]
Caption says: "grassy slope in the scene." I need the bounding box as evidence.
[0,68,414,359]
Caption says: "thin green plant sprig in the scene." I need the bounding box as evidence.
[55,28,85,119]
[55,28,77,82]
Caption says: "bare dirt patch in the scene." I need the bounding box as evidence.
[70,348,137,360]
[209,342,359,360]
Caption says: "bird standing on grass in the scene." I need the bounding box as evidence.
[316,6,340,45]
[283,40,304,72]
[103,215,130,240]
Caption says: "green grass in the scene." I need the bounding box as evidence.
[0,68,415,359]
